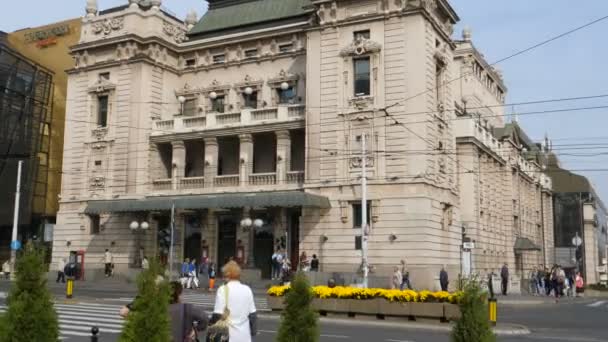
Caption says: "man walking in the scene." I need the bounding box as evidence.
[439,266,449,292]
[103,249,113,277]
[500,263,509,295]
[400,259,412,290]
[56,258,66,283]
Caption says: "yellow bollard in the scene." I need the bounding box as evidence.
[66,278,74,299]
[488,298,497,326]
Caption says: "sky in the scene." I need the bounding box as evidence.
[2,0,608,199]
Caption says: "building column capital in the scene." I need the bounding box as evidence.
[203,137,218,146]
[239,133,253,144]
[275,130,291,141]
[172,140,185,149]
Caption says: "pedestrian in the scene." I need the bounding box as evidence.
[271,249,279,280]
[103,249,113,277]
[181,258,190,278]
[2,260,11,279]
[280,258,291,285]
[56,258,66,283]
[209,261,257,342]
[536,266,545,294]
[391,266,402,289]
[208,262,216,291]
[299,251,309,271]
[500,263,509,295]
[141,256,149,270]
[544,267,552,296]
[400,259,412,290]
[310,254,320,272]
[575,272,585,297]
[187,258,199,289]
[529,267,538,295]
[168,281,208,341]
[439,266,449,292]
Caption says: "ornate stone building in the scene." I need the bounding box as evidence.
[54,0,554,288]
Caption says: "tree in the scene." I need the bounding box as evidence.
[0,243,59,341]
[451,277,496,342]
[277,271,319,342]
[119,260,171,342]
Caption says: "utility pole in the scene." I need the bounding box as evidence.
[169,202,175,280]
[10,160,23,273]
[361,134,369,288]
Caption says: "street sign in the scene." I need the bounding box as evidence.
[572,236,583,247]
[463,242,475,249]
[10,240,21,251]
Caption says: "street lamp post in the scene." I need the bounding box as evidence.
[130,220,149,268]
[241,216,264,268]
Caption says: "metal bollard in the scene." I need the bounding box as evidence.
[66,278,74,299]
[488,297,497,326]
[91,326,99,342]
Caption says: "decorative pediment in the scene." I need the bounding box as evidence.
[163,21,188,43]
[88,79,116,93]
[339,37,382,57]
[202,79,230,92]
[175,82,200,96]
[234,75,264,90]
[91,17,124,36]
[267,69,299,86]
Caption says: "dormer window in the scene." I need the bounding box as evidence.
[213,54,225,64]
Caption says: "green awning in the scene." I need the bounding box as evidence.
[84,191,330,214]
[514,237,541,251]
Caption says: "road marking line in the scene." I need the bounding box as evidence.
[386,339,416,342]
[320,333,349,339]
[587,300,606,307]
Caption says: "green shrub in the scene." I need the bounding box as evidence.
[451,277,496,342]
[0,243,59,342]
[119,260,170,342]
[277,272,319,342]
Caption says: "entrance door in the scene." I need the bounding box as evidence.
[254,231,274,279]
[184,216,202,262]
[288,210,300,268]
[217,216,237,268]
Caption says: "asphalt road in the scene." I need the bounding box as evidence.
[1,280,607,342]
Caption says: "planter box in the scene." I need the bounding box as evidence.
[347,298,381,315]
[410,302,444,318]
[443,303,461,321]
[379,300,411,316]
[313,298,349,313]
[267,296,284,311]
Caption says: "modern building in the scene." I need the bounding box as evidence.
[549,154,608,285]
[0,19,81,260]
[54,0,557,288]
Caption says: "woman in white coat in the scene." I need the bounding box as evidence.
[211,261,257,342]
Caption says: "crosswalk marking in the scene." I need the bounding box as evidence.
[0,302,124,340]
[105,292,270,311]
[587,300,607,307]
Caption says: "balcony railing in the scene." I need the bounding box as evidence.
[152,105,305,135]
[152,178,172,191]
[286,170,305,184]
[252,108,278,121]
[214,175,240,187]
[180,176,205,189]
[249,172,277,186]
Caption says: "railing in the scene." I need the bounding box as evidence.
[216,112,241,125]
[287,105,305,117]
[286,170,305,184]
[152,178,172,191]
[214,175,240,187]
[180,176,205,189]
[155,120,174,131]
[252,108,278,121]
[183,116,206,128]
[249,172,277,186]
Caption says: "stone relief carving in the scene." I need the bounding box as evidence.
[348,96,374,110]
[340,37,382,57]
[163,21,188,43]
[92,17,124,36]
[92,127,108,140]
[88,78,116,93]
[268,69,299,85]
[350,156,374,168]
[89,176,106,190]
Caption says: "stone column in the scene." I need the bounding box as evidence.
[204,210,218,265]
[276,130,291,184]
[239,134,253,187]
[149,143,163,182]
[204,137,218,188]
[172,141,186,190]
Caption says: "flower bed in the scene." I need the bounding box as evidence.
[267,286,463,320]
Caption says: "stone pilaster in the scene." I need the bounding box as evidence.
[172,141,186,189]
[203,137,218,188]
[276,130,291,184]
[239,134,253,187]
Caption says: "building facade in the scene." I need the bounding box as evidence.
[54,0,555,288]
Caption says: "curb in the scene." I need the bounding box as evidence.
[257,313,530,336]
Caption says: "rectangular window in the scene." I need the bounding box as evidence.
[353,201,371,228]
[90,215,100,235]
[355,235,362,250]
[354,57,370,96]
[213,54,225,64]
[185,58,196,68]
[97,95,108,127]
[183,98,197,116]
[279,44,293,53]
[211,96,225,113]
[277,87,295,104]
[243,91,258,109]
[94,160,102,166]
[244,49,258,59]
[354,30,370,40]
[99,72,110,80]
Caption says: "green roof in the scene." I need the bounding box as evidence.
[189,0,312,36]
